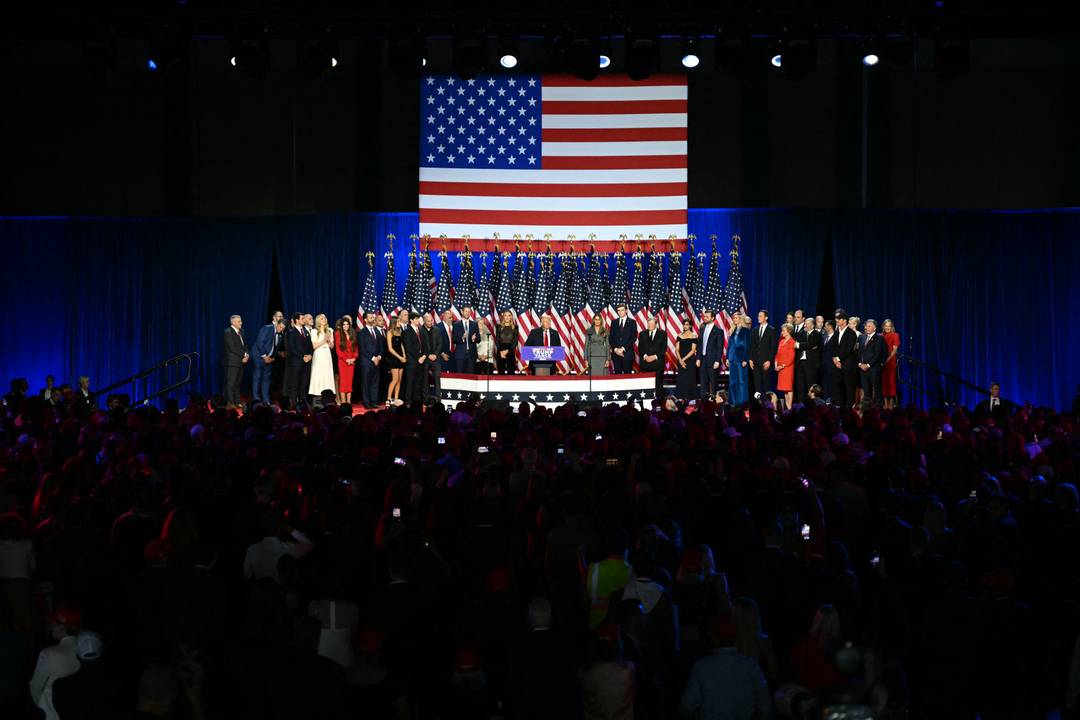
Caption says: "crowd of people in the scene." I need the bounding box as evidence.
[2,363,1080,720]
[221,306,902,415]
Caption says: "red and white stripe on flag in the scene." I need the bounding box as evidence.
[418,74,688,243]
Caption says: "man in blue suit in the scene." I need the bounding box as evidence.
[697,309,724,400]
[357,311,383,409]
[610,304,637,374]
[452,306,480,374]
[252,317,284,404]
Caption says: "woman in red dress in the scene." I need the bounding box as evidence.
[881,319,901,408]
[334,316,358,404]
[774,323,796,409]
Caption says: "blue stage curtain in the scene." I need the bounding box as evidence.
[830,209,1080,409]
[0,217,273,401]
[3,210,1077,409]
[689,209,829,319]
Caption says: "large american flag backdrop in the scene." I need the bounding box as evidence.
[419,74,688,249]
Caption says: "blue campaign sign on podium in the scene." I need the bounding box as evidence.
[520,346,566,363]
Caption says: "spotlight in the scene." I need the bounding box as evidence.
[862,53,879,67]
[599,54,611,69]
[147,59,158,71]
[567,38,599,81]
[230,56,236,67]
[453,34,487,80]
[771,54,782,67]
[681,53,700,69]
[626,37,658,81]
[500,53,518,69]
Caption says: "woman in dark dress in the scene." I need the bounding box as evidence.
[385,321,406,406]
[675,318,698,401]
[495,310,518,375]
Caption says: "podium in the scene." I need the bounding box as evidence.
[438,372,658,410]
[520,345,566,376]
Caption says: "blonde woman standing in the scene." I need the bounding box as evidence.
[308,313,336,400]
[475,319,495,375]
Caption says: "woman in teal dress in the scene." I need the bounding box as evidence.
[727,312,750,405]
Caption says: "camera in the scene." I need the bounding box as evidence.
[392,507,401,519]
[437,436,445,445]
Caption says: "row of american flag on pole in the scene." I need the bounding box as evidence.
[358,233,748,374]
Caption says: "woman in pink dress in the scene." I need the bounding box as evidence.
[881,319,900,409]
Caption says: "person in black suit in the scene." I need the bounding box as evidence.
[696,309,724,400]
[858,319,886,408]
[422,313,445,401]
[357,312,383,409]
[524,314,562,375]
[403,312,427,404]
[819,320,838,402]
[791,309,806,346]
[222,314,249,407]
[975,382,1015,424]
[637,315,667,398]
[609,304,637,374]
[793,317,821,404]
[452,306,480,375]
[748,310,777,397]
[435,310,456,373]
[267,310,286,399]
[284,313,314,408]
[831,312,858,408]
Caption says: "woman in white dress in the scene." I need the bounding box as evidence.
[308,313,336,400]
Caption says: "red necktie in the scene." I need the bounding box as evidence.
[544,330,550,346]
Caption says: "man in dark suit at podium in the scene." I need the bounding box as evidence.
[609,304,637,374]
[222,314,249,408]
[525,314,562,375]
[637,316,667,398]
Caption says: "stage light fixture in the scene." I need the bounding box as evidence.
[599,54,611,69]
[567,38,599,81]
[500,53,518,69]
[681,53,700,68]
[862,53,879,66]
[626,37,658,81]
[453,34,487,80]
[771,54,782,67]
[147,59,158,71]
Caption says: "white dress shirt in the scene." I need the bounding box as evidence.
[29,636,80,720]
